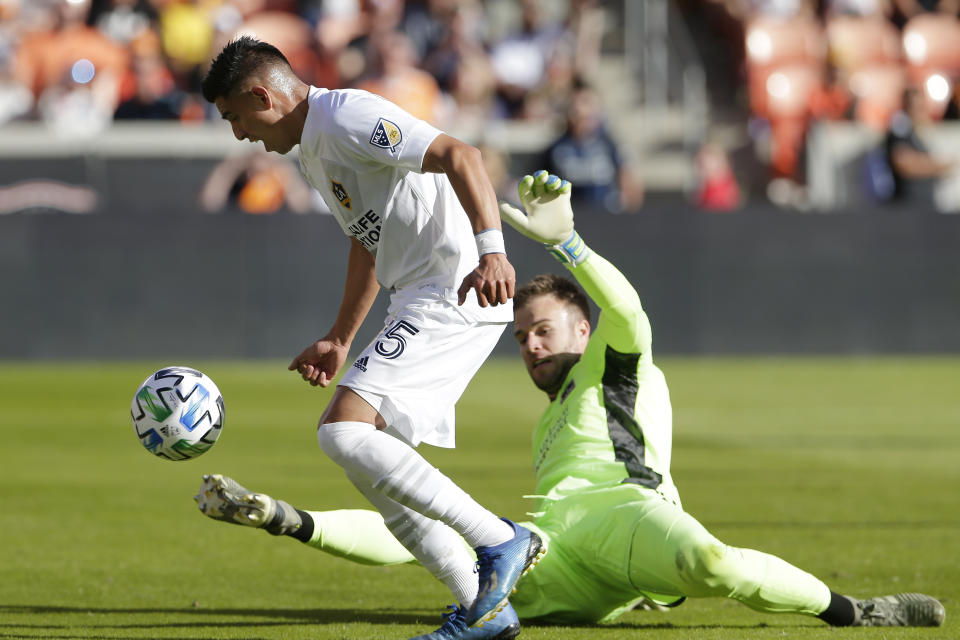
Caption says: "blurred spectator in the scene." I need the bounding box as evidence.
[0,13,31,124]
[93,0,155,45]
[157,0,215,88]
[355,30,441,123]
[403,0,484,66]
[883,86,955,206]
[440,50,503,134]
[420,0,487,93]
[891,0,959,24]
[114,38,185,120]
[38,59,117,136]
[200,149,315,214]
[522,41,578,122]
[489,0,564,117]
[694,142,743,211]
[14,0,129,106]
[542,83,644,214]
[559,0,606,79]
[313,0,406,87]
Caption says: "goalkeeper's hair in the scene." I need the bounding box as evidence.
[202,36,291,103]
[515,274,591,325]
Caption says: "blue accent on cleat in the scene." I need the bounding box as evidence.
[409,603,520,640]
[465,518,544,626]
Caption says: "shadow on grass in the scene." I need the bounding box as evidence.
[1,605,819,635]
[0,636,270,640]
[0,604,434,637]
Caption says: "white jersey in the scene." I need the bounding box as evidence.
[298,86,511,322]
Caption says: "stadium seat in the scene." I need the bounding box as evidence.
[903,13,960,78]
[902,13,960,119]
[826,15,901,73]
[825,16,903,128]
[765,64,824,119]
[763,64,825,179]
[745,15,825,119]
[847,64,906,130]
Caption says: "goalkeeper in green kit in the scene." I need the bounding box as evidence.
[195,171,945,632]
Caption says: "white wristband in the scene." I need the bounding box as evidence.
[475,228,505,256]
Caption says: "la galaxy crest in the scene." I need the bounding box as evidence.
[331,180,352,209]
[370,117,402,152]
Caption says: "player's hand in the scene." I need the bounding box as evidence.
[457,252,516,307]
[499,170,574,245]
[288,338,350,387]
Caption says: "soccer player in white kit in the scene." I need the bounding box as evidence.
[200,37,543,639]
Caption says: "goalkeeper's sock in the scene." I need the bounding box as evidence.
[288,509,314,543]
[817,591,857,626]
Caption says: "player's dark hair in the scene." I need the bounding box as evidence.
[201,36,291,103]
[515,274,591,325]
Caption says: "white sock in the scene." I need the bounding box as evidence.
[318,421,513,548]
[347,471,479,608]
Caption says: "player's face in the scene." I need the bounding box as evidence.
[215,87,294,154]
[514,294,590,398]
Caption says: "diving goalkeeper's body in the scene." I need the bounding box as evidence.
[196,172,945,630]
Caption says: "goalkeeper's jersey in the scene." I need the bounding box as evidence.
[528,253,678,513]
[511,252,682,622]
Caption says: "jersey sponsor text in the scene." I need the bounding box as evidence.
[347,209,382,250]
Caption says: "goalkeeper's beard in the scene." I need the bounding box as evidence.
[532,353,581,397]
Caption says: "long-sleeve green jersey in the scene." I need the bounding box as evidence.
[528,251,677,513]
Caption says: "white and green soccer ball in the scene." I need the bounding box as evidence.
[131,366,224,461]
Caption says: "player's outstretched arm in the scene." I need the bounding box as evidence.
[500,171,651,354]
[289,238,379,386]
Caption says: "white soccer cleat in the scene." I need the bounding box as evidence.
[850,593,945,627]
[194,473,300,535]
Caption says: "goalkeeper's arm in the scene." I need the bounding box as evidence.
[500,171,651,355]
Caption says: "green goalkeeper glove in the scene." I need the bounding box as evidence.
[499,170,591,266]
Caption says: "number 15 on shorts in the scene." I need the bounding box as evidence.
[375,320,420,359]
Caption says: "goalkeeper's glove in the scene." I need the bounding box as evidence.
[499,170,591,266]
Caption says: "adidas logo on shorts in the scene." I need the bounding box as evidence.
[353,356,369,372]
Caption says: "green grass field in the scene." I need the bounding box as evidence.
[1,357,957,640]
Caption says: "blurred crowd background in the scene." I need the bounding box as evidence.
[4,0,960,214]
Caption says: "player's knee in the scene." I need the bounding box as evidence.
[317,421,375,465]
[680,542,740,595]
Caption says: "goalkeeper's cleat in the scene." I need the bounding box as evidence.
[465,518,544,626]
[849,593,945,627]
[193,474,301,536]
[409,603,520,640]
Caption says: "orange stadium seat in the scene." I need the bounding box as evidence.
[745,15,825,119]
[903,13,960,78]
[765,64,824,119]
[826,15,901,73]
[848,64,906,130]
[764,64,825,179]
[902,13,960,119]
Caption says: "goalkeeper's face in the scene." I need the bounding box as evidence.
[514,294,590,399]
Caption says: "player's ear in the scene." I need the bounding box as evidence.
[250,85,272,110]
[575,318,590,344]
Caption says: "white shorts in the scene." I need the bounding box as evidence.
[339,285,508,448]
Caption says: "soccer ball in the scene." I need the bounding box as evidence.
[131,366,224,461]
